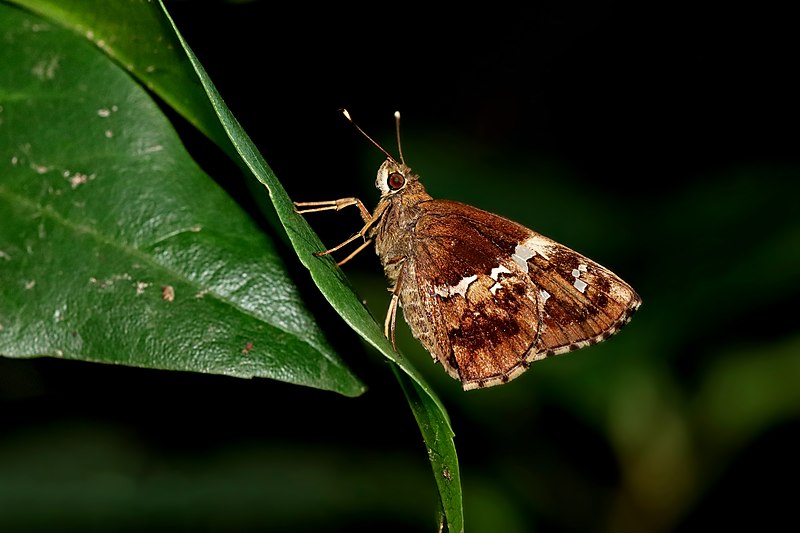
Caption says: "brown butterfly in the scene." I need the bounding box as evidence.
[295,110,641,390]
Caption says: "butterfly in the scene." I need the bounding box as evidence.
[295,110,641,390]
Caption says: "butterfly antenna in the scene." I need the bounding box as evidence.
[394,111,405,165]
[341,108,397,163]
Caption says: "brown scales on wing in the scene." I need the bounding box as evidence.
[295,114,641,391]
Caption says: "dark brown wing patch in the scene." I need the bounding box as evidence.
[397,200,640,390]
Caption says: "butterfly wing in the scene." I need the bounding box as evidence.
[398,200,641,390]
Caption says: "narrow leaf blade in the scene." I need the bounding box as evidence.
[153,1,464,528]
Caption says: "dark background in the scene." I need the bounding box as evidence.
[2,2,798,531]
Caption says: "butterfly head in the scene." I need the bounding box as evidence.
[375,158,417,198]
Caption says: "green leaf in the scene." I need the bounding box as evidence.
[9,0,234,159]
[154,2,464,529]
[0,3,365,397]
[394,368,463,533]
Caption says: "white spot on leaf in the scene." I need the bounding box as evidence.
[31,55,60,80]
[69,173,89,189]
[161,285,175,302]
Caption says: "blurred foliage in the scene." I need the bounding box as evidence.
[2,1,799,532]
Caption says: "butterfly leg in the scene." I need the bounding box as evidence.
[295,198,390,265]
[293,198,371,223]
[383,265,407,350]
[331,237,373,267]
[384,289,400,350]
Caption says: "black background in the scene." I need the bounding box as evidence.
[2,2,798,532]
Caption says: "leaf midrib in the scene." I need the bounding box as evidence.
[0,182,327,353]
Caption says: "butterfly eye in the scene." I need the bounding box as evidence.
[387,172,406,190]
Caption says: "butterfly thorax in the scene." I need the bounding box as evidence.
[370,161,432,287]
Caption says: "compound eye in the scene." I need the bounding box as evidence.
[387,172,405,190]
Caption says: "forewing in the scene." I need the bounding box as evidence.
[398,200,640,390]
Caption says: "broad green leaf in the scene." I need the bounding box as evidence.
[154,2,464,529]
[0,4,365,397]
[10,0,234,160]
